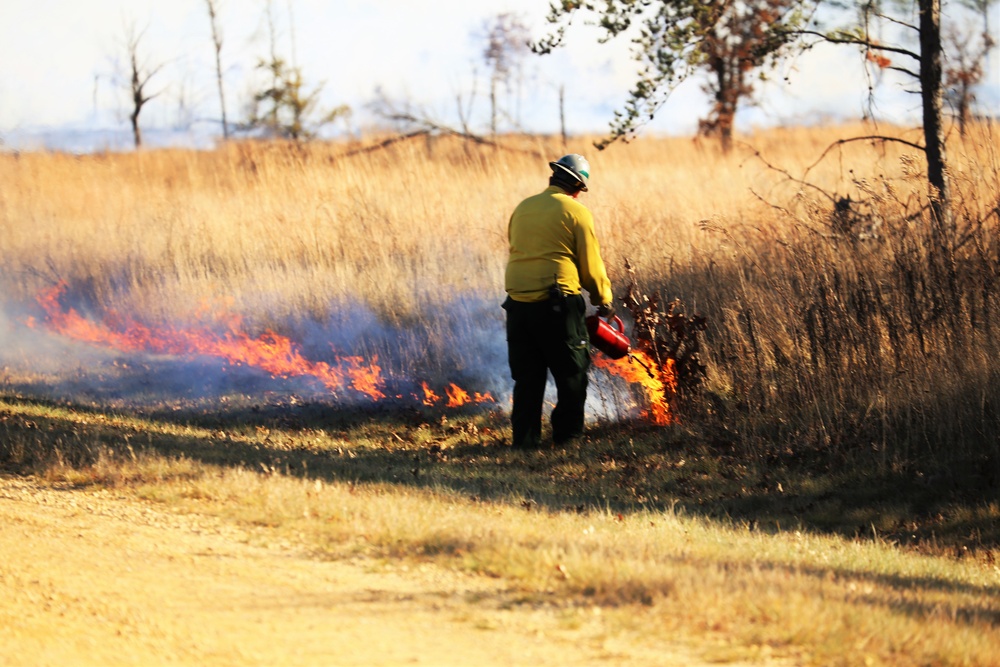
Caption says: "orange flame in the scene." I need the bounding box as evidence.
[30,283,501,409]
[420,381,441,406]
[32,282,386,399]
[472,391,495,404]
[418,382,495,408]
[343,355,386,400]
[592,348,676,425]
[445,383,470,407]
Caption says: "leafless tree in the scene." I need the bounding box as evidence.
[558,84,567,148]
[172,76,196,130]
[205,0,229,139]
[121,21,165,149]
[483,13,530,136]
[944,0,996,136]
[454,64,479,138]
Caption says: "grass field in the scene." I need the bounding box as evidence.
[1,123,999,665]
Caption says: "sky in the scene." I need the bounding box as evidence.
[1,0,998,151]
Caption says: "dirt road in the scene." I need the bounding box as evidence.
[0,475,745,667]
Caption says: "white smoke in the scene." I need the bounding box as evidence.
[0,286,645,421]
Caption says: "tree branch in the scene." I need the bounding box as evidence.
[739,142,838,205]
[887,65,920,79]
[381,111,543,157]
[803,135,925,177]
[337,130,431,158]
[869,10,919,34]
[787,29,922,61]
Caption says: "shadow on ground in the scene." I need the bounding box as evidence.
[1,392,998,558]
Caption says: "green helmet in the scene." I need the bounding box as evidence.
[549,154,590,191]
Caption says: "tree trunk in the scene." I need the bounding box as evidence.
[130,110,142,148]
[206,0,229,140]
[214,57,228,140]
[559,85,567,149]
[918,0,953,236]
[130,63,143,149]
[713,62,735,153]
[490,77,497,138]
[957,83,969,138]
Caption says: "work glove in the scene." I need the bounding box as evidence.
[597,302,616,320]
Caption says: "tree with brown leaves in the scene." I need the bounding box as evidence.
[531,0,810,152]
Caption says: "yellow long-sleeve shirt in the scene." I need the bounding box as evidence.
[505,185,613,305]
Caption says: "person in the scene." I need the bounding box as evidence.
[502,154,615,450]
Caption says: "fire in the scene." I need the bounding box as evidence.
[343,355,386,400]
[592,348,676,425]
[443,384,495,407]
[27,283,681,422]
[422,381,494,408]
[31,282,386,399]
[445,383,469,407]
[30,282,494,406]
[420,382,441,406]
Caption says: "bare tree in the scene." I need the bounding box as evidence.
[944,0,996,136]
[172,76,197,131]
[455,64,479,138]
[558,84,567,148]
[121,22,165,149]
[778,1,957,234]
[205,0,229,139]
[370,88,542,157]
[918,0,952,233]
[483,13,530,137]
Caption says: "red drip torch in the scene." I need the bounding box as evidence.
[584,314,655,378]
[585,314,629,359]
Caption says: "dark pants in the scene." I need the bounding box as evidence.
[503,294,590,449]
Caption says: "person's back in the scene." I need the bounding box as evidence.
[501,154,615,450]
[506,186,591,302]
[506,185,610,306]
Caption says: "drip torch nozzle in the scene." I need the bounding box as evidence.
[628,353,655,379]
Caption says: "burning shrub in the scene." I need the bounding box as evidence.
[619,259,708,413]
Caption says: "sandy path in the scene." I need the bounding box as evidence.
[0,475,728,667]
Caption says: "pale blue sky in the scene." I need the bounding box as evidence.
[1,0,997,149]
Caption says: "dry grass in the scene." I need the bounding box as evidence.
[0,123,957,318]
[165,466,998,666]
[1,395,998,667]
[3,121,1000,447]
[2,123,999,457]
[2,123,1000,664]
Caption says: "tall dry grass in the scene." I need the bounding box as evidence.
[2,123,999,474]
[1,124,920,321]
[639,124,1000,478]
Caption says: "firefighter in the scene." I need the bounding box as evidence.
[502,154,615,449]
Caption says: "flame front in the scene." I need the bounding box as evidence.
[31,283,493,407]
[592,348,676,425]
[445,383,470,407]
[420,382,441,406]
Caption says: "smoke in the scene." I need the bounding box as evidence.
[0,284,648,422]
[0,295,296,406]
